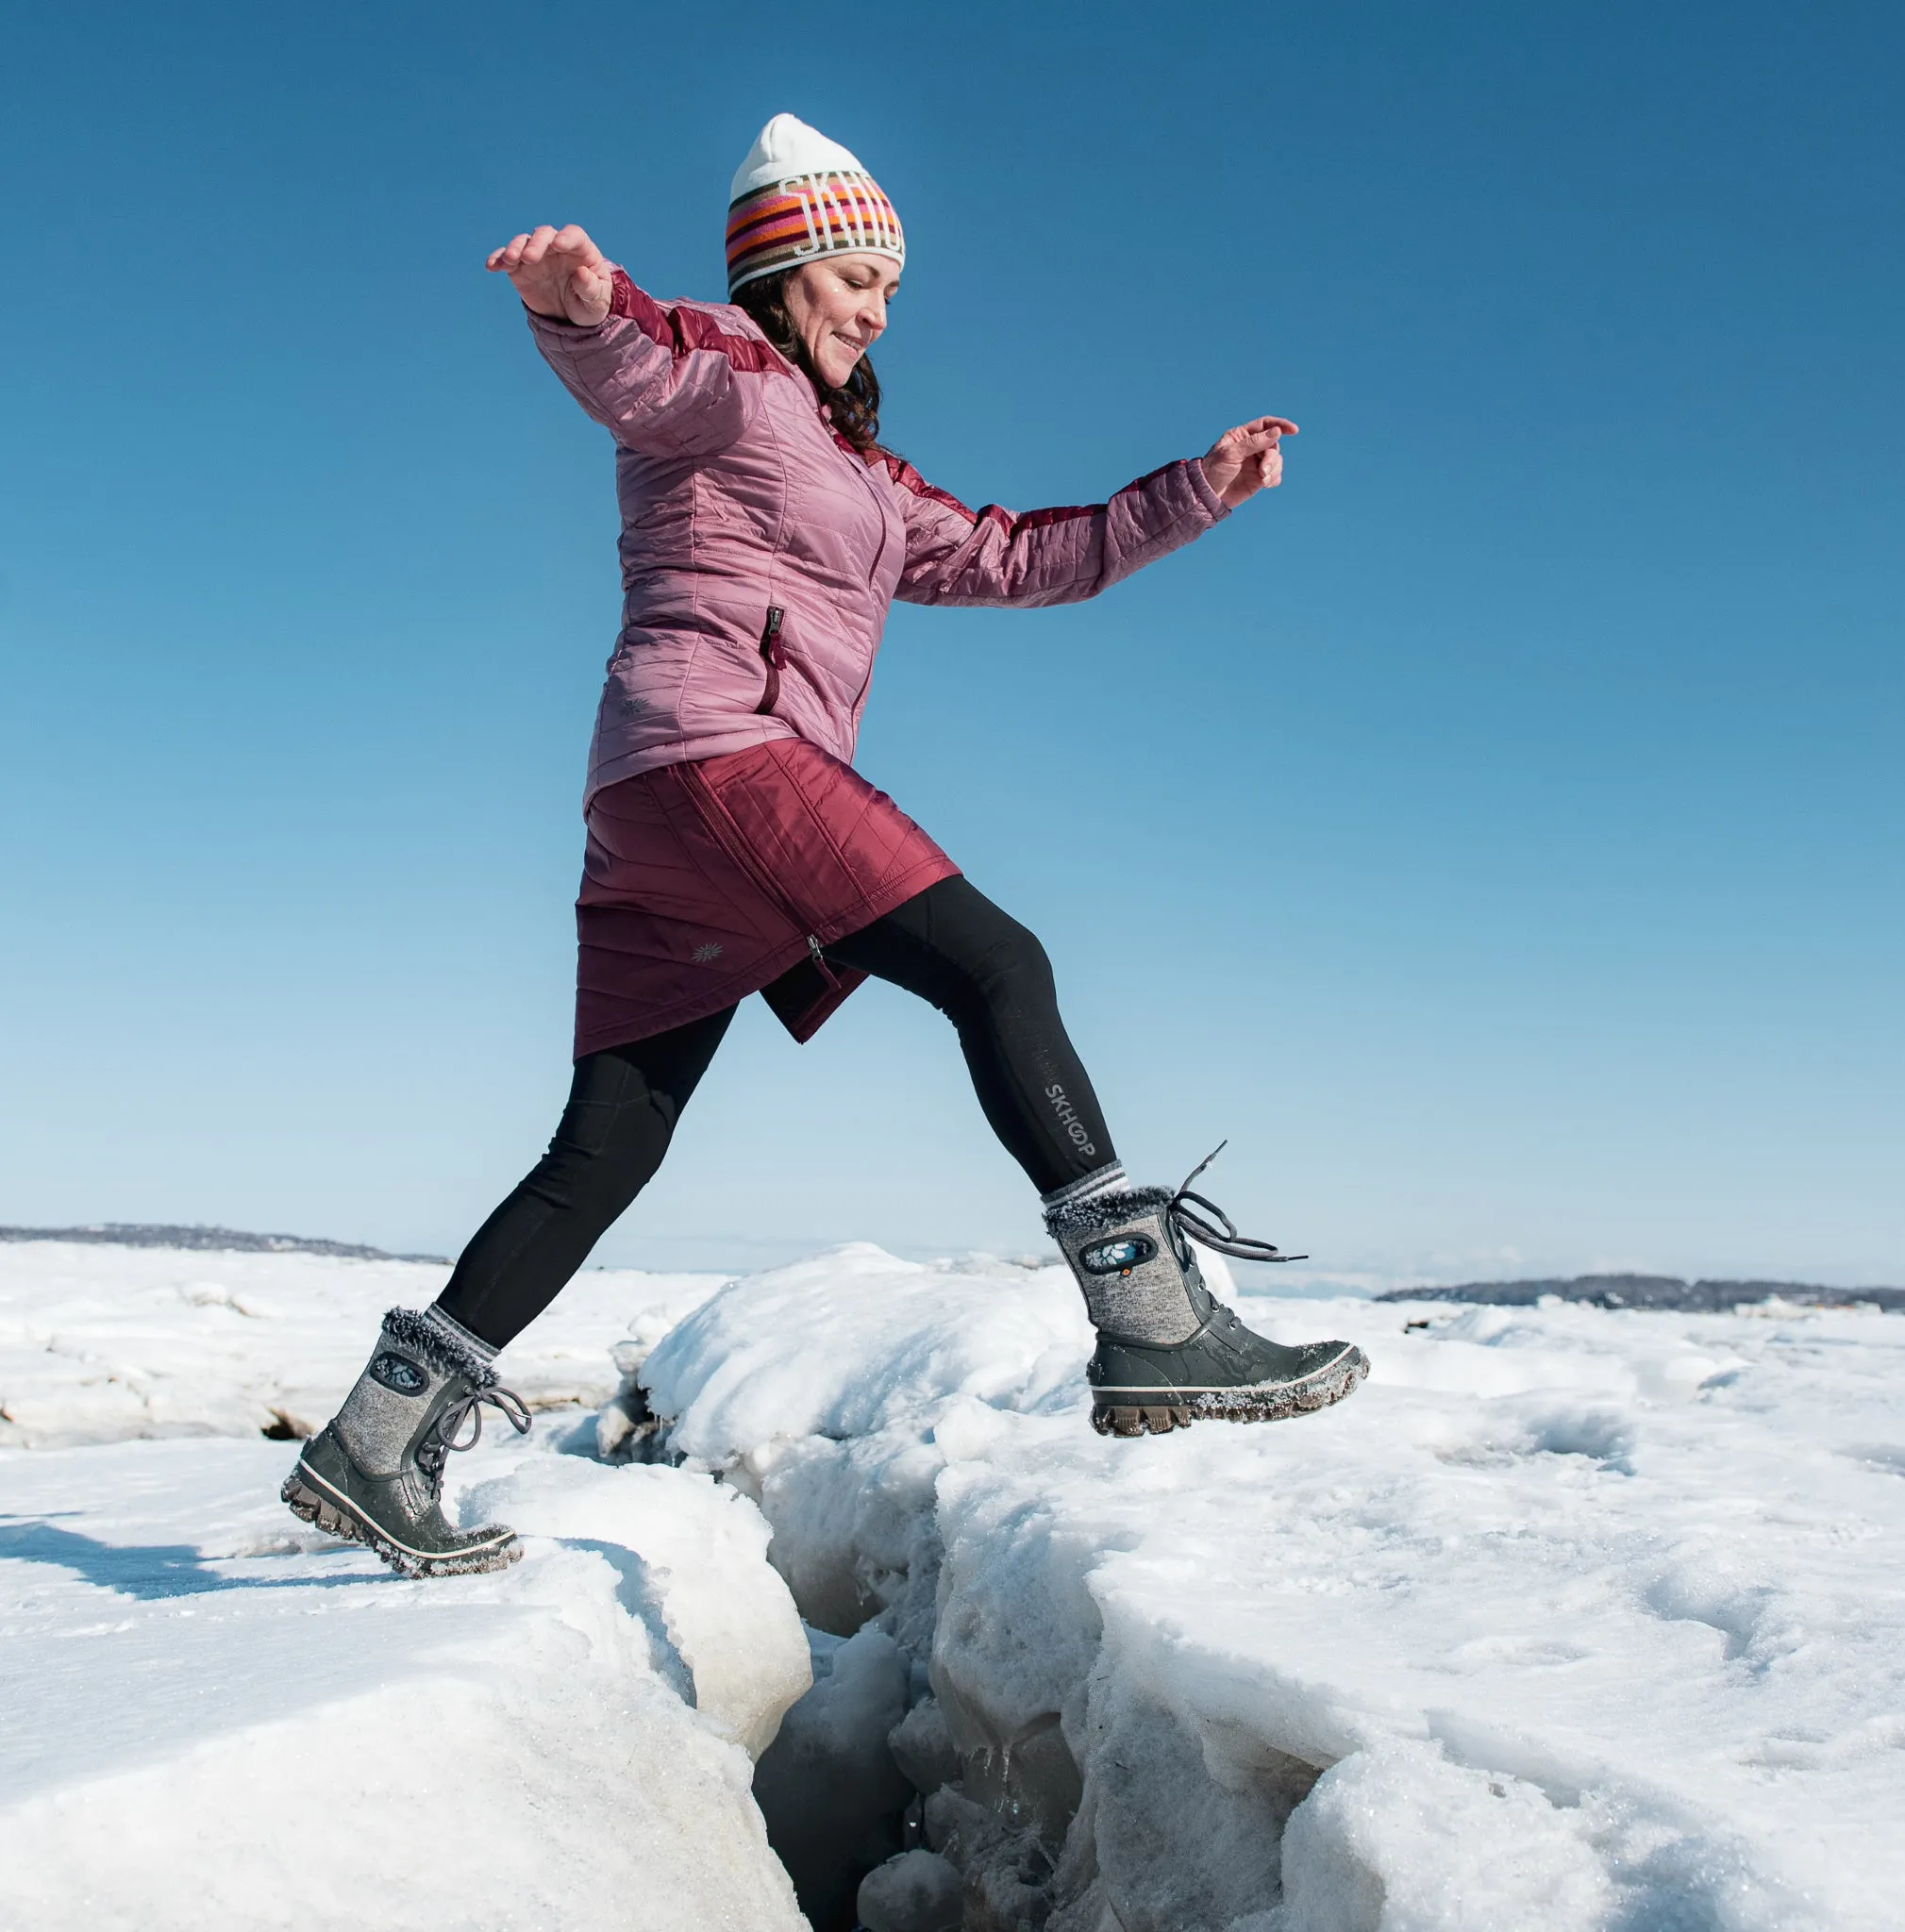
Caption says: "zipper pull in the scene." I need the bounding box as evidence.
[755,606,785,716]
[807,934,839,989]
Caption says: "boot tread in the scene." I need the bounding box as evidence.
[1091,1344,1369,1438]
[281,1463,520,1577]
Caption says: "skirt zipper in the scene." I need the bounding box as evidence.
[677,757,839,991]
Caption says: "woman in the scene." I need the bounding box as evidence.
[283,115,1367,1577]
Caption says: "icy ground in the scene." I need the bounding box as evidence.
[0,1241,721,1447]
[0,1243,809,1930]
[4,1240,1904,1929]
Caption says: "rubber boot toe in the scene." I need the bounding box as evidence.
[1089,1313,1368,1439]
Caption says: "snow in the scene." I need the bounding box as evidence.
[0,1241,804,1930]
[0,1435,810,1929]
[0,1239,722,1445]
[5,1234,1904,1928]
[647,1251,1905,1931]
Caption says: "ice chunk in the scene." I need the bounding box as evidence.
[0,1437,804,1928]
[859,1847,964,1932]
[890,1693,961,1795]
[641,1242,1091,1464]
[1277,1741,1614,1932]
[464,1455,810,1758]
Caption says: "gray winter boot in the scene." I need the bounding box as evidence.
[281,1306,532,1575]
[1044,1151,1368,1439]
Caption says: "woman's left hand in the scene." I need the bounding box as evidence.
[1201,416,1299,508]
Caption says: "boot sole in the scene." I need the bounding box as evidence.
[1091,1344,1369,1439]
[281,1464,521,1578]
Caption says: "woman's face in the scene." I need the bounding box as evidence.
[783,253,900,389]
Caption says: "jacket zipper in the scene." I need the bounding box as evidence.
[754,605,785,716]
[677,758,840,991]
[824,423,895,722]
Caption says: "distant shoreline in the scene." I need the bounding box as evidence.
[1378,1272,1905,1312]
[0,1224,447,1265]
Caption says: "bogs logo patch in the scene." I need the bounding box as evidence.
[369,1351,428,1394]
[1080,1235,1158,1275]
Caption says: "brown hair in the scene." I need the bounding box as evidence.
[732,270,885,456]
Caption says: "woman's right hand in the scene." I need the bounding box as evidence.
[485,225,613,325]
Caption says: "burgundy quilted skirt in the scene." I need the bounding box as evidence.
[573,739,959,1058]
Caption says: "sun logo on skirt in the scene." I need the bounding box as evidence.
[691,942,724,963]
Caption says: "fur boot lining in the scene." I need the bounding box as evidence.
[381,1306,498,1390]
[1044,1185,1174,1239]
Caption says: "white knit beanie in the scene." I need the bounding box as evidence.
[725,112,905,295]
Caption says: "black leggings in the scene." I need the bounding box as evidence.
[438,875,1116,1347]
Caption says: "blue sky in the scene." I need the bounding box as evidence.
[2,2,1899,1284]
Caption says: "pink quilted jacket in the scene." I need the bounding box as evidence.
[528,272,1229,802]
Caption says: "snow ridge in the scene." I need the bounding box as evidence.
[640,1245,1905,1932]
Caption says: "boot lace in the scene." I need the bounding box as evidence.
[1167,1143,1309,1265]
[416,1381,533,1494]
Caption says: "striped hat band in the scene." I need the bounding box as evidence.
[726,169,904,295]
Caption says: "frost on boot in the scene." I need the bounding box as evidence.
[1044,1153,1367,1438]
[281,1307,531,1575]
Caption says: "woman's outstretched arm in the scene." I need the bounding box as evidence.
[486,224,768,456]
[890,417,1297,608]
